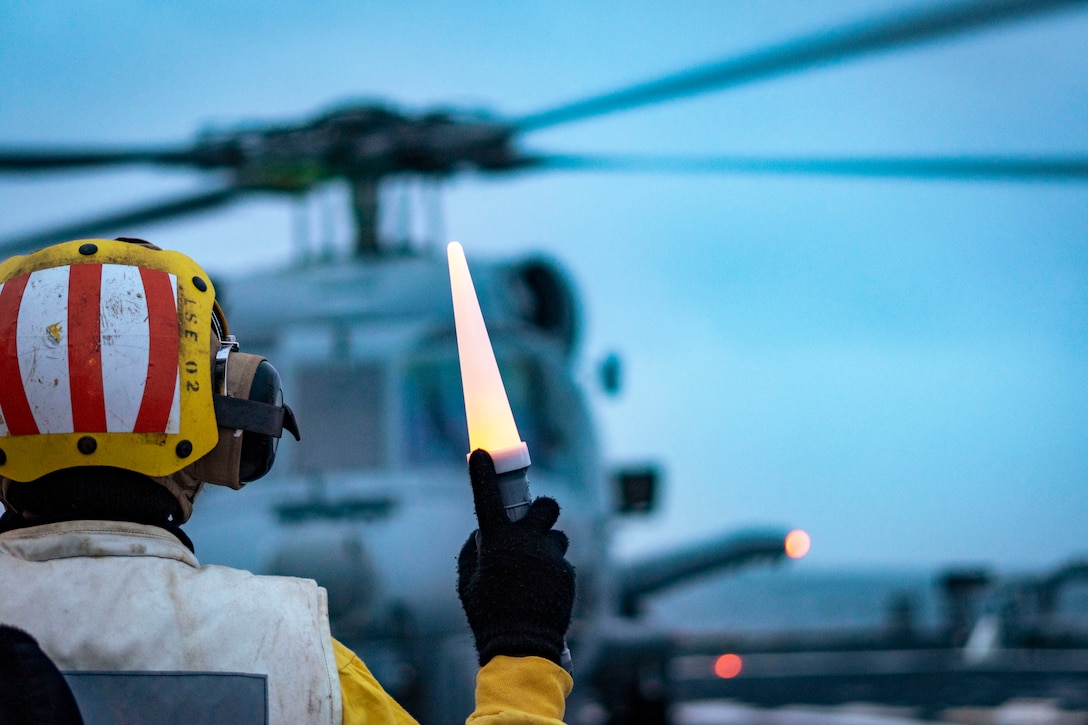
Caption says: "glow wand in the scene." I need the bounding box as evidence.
[447,241,532,518]
[447,241,572,674]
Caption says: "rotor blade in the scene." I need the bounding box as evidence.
[514,0,1083,132]
[0,146,204,172]
[531,153,1088,181]
[0,187,242,258]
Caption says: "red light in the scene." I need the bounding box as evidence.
[713,653,742,679]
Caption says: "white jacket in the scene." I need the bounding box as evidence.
[0,519,342,724]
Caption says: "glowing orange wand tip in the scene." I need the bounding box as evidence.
[447,241,531,475]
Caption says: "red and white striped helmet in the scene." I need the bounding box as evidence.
[0,239,223,481]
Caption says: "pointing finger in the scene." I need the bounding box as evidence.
[468,449,507,532]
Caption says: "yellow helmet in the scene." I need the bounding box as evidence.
[0,239,224,481]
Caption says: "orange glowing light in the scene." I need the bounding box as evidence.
[447,242,530,474]
[713,653,743,679]
[784,529,811,559]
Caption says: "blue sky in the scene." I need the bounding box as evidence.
[2,1,1086,569]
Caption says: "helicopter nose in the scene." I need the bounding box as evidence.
[267,527,378,622]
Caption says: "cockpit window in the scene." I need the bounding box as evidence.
[402,353,561,470]
[293,362,386,471]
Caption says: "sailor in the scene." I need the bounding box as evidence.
[0,239,575,724]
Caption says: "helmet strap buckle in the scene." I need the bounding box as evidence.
[214,336,240,395]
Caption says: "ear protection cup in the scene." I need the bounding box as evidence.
[238,360,294,482]
[191,337,300,487]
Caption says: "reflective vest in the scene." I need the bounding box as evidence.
[0,519,342,724]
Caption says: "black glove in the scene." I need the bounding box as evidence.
[457,449,575,666]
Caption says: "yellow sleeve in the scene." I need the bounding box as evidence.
[468,655,573,724]
[334,638,419,725]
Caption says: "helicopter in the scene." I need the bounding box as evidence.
[2,1,1087,722]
